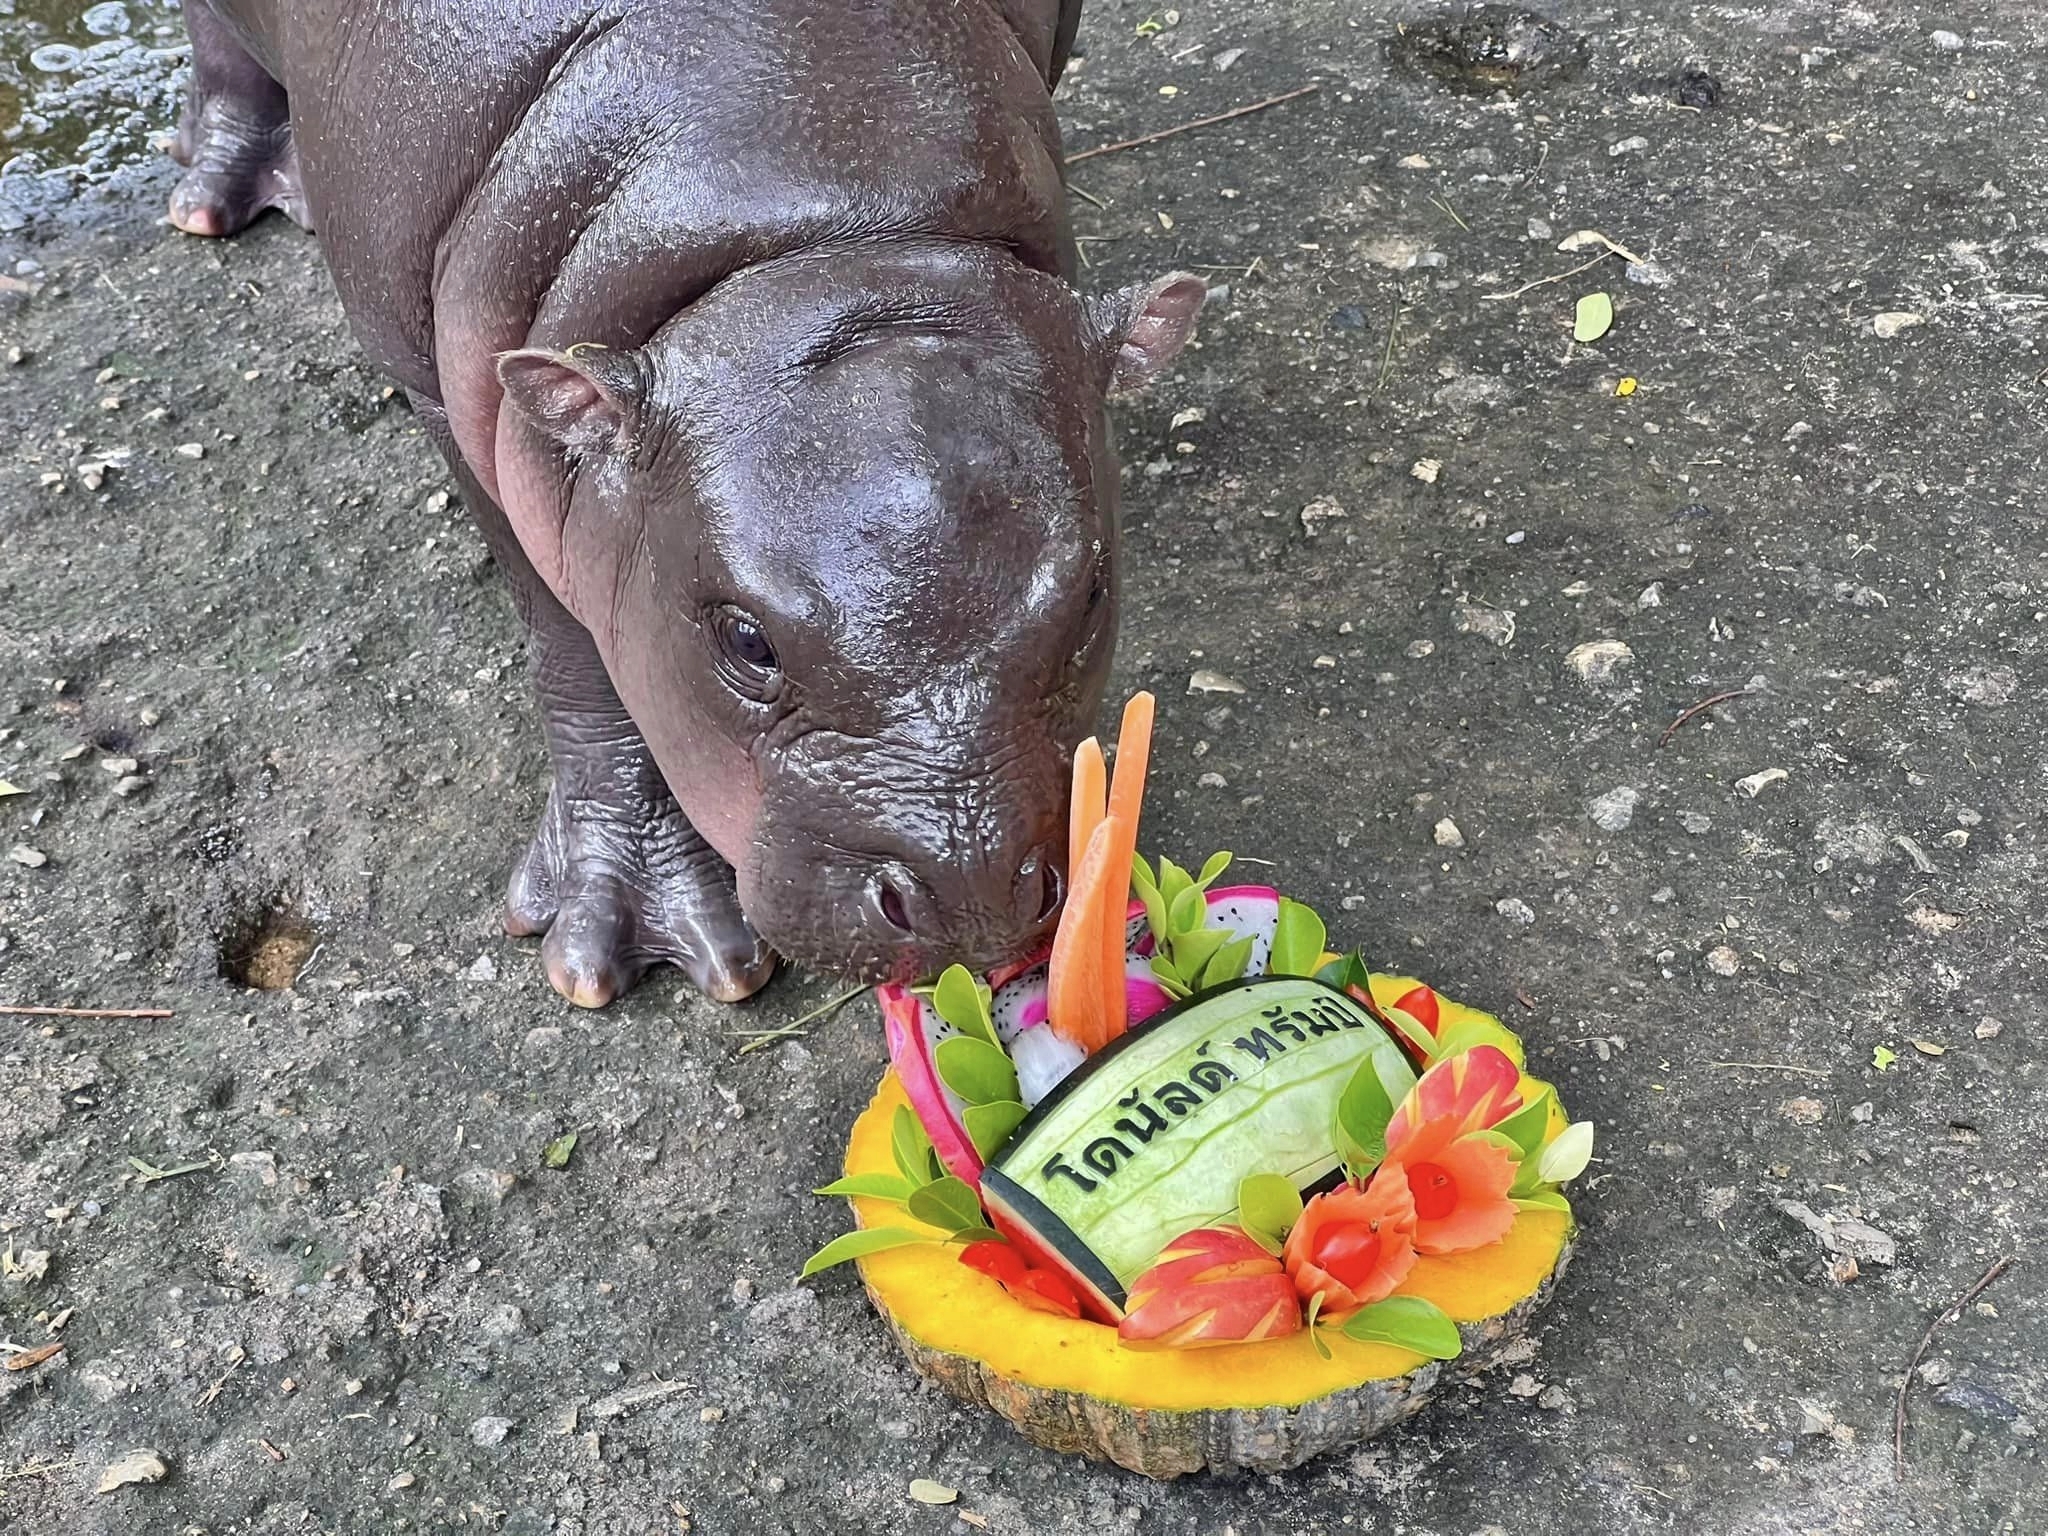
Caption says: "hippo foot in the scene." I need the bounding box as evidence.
[169,97,310,238]
[504,780,777,1008]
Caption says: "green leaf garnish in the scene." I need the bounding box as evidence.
[1197,850,1234,888]
[1536,1121,1595,1185]
[962,1099,1029,1159]
[1305,1290,1332,1359]
[1269,898,1328,977]
[1493,1088,1555,1159]
[1167,882,1206,936]
[1200,933,1257,989]
[1513,1189,1573,1215]
[800,1227,931,1278]
[1340,1296,1463,1360]
[891,1106,934,1188]
[813,1173,915,1202]
[1237,1173,1303,1246]
[1332,1049,1408,1176]
[906,1175,987,1235]
[931,964,998,1047]
[934,1035,1019,1107]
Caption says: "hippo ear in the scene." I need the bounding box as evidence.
[496,345,645,453]
[1090,273,1208,396]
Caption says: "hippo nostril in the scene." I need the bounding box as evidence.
[875,878,914,934]
[1033,859,1064,925]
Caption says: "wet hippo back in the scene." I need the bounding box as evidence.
[213,0,1079,432]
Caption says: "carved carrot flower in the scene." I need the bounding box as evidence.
[1281,1178,1419,1316]
[1378,1045,1523,1256]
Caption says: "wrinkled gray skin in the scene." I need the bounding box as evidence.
[168,0,1205,1004]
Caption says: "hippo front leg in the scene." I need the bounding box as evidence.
[168,1,309,238]
[410,397,777,1008]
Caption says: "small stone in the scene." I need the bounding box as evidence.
[9,845,48,868]
[699,1406,726,1423]
[1637,582,1665,608]
[1455,603,1516,647]
[1650,886,1675,904]
[1312,655,1337,670]
[1705,945,1740,977]
[1396,153,1433,170]
[173,442,205,459]
[908,1479,959,1506]
[1211,46,1244,71]
[1432,817,1465,848]
[1871,311,1924,338]
[1796,1400,1835,1436]
[1848,1101,1874,1123]
[1917,1358,1954,1387]
[1680,811,1712,835]
[1586,786,1640,832]
[1929,29,1965,51]
[1609,135,1650,157]
[1495,897,1536,926]
[1563,639,1634,693]
[1406,639,1435,659]
[462,954,498,983]
[388,1471,416,1491]
[470,1416,513,1447]
[1780,1097,1824,1125]
[96,1449,169,1494]
[1197,772,1228,789]
[1537,1385,1571,1411]
[1561,581,1591,598]
[113,775,149,798]
[1736,768,1789,798]
[1975,1017,2004,1040]
[1299,495,1347,533]
[1944,666,2017,706]
[1526,216,1553,241]
[1187,669,1246,696]
[1907,906,1963,936]
[1410,457,1441,484]
[1508,1373,1542,1397]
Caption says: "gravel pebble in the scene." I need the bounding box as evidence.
[1585,786,1640,832]
[1495,898,1536,926]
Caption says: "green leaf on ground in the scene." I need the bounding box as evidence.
[1574,291,1614,343]
[540,1133,578,1170]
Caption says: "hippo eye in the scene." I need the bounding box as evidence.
[710,606,781,700]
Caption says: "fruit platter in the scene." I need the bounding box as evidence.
[803,694,1591,1478]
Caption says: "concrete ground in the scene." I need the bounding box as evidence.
[2,1,2043,1531]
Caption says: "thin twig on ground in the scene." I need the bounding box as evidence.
[1,1005,174,1019]
[1659,688,1755,748]
[1066,84,1321,164]
[734,984,866,1056]
[1707,1060,1828,1076]
[1894,1256,2014,1479]
[1374,287,1403,396]
[1481,253,1611,304]
[0,1457,75,1484]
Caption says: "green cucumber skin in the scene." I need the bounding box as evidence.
[988,978,1416,1286]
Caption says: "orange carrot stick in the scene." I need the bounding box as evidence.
[1105,692,1155,839]
[1047,816,1123,1053]
[1094,692,1156,1044]
[1069,737,1106,889]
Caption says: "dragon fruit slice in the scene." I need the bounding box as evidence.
[877,985,985,1183]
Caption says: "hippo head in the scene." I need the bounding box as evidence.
[492,243,1203,981]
